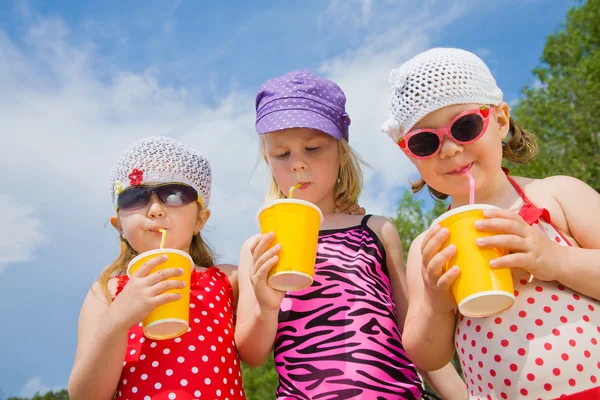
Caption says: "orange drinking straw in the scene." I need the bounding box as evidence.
[288,184,302,199]
[159,228,167,249]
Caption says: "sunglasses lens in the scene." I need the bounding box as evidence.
[451,114,484,142]
[156,184,198,207]
[407,132,440,157]
[117,187,151,210]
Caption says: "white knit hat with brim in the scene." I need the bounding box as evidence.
[109,136,212,208]
[381,48,504,142]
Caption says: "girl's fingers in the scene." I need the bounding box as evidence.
[421,226,449,266]
[425,244,456,283]
[437,266,460,291]
[144,267,185,286]
[476,234,527,252]
[132,255,168,278]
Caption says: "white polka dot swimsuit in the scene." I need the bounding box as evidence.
[455,174,600,399]
[113,267,246,400]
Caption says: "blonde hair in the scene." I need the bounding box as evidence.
[259,136,364,206]
[412,118,538,200]
[98,206,215,302]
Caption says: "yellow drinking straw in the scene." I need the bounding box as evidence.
[159,228,167,249]
[288,184,302,199]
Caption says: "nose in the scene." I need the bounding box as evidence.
[290,155,308,172]
[439,135,463,159]
[147,194,165,218]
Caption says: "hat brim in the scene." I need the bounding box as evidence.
[256,109,346,140]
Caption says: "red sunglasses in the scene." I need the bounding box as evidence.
[398,106,495,159]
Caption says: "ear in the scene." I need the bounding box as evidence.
[195,208,211,234]
[495,102,511,141]
[110,215,122,234]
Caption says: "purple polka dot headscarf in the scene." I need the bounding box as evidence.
[255,70,351,141]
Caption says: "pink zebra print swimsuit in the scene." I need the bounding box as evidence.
[274,215,424,400]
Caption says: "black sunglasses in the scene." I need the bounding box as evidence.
[117,183,200,211]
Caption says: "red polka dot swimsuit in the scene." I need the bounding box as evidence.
[113,266,246,400]
[455,174,600,399]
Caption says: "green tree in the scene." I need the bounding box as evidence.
[392,190,448,261]
[7,389,70,400]
[241,356,278,400]
[509,0,600,191]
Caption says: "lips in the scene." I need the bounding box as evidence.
[447,163,473,175]
[149,228,166,233]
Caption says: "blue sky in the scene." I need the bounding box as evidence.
[0,0,574,397]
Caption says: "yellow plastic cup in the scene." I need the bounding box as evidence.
[431,204,514,317]
[257,199,324,291]
[127,248,193,340]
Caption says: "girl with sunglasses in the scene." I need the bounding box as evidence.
[382,48,600,399]
[69,136,246,400]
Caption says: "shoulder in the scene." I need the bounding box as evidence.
[215,263,238,280]
[513,174,589,200]
[364,215,401,247]
[513,174,597,220]
[90,275,122,303]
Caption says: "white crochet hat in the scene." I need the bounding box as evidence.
[381,48,504,141]
[109,136,212,208]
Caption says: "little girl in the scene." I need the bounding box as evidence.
[382,48,600,399]
[235,70,466,399]
[68,136,245,400]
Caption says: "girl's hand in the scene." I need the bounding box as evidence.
[248,232,286,312]
[420,225,460,313]
[335,200,366,215]
[475,208,566,281]
[108,255,186,331]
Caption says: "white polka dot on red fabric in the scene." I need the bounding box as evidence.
[205,378,211,385]
[166,369,173,376]
[194,391,201,397]
[192,367,199,374]
[168,393,176,400]
[155,382,162,389]
[181,379,188,386]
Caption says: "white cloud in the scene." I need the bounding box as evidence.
[319,1,470,216]
[327,0,373,25]
[0,195,46,273]
[0,1,471,266]
[19,376,64,397]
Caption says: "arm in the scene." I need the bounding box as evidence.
[68,281,129,400]
[376,218,466,399]
[69,257,184,400]
[419,366,467,400]
[216,263,239,309]
[553,176,600,299]
[477,176,600,300]
[402,229,459,372]
[234,234,285,367]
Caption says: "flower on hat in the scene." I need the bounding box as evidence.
[113,181,123,195]
[128,168,144,186]
[381,118,403,141]
[389,66,409,90]
[341,113,351,127]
